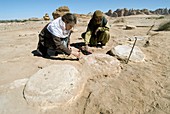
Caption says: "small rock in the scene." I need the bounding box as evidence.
[125,25,136,30]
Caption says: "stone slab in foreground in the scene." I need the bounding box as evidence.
[24,64,84,107]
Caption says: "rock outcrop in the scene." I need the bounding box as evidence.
[24,64,83,107]
[106,8,170,17]
[52,6,70,19]
[43,13,50,21]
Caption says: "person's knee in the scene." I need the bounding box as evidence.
[81,31,91,39]
[103,31,110,36]
[86,31,91,36]
[89,37,97,45]
[100,31,110,44]
[103,31,110,39]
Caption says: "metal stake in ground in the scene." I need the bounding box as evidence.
[146,24,154,35]
[126,37,137,64]
[144,24,155,47]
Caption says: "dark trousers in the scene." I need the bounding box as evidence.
[37,43,48,57]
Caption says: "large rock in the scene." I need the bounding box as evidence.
[113,45,145,62]
[128,9,136,15]
[125,25,136,30]
[106,8,170,17]
[141,9,151,15]
[80,54,121,76]
[52,6,70,19]
[24,64,84,107]
[105,10,113,16]
[43,13,50,21]
[136,10,145,15]
[116,9,125,17]
[124,8,129,16]
[0,78,38,114]
[112,12,118,17]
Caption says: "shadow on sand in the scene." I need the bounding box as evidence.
[31,50,79,61]
[70,42,92,55]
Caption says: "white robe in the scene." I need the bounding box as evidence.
[47,17,70,38]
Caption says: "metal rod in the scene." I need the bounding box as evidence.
[126,37,137,64]
[146,24,154,35]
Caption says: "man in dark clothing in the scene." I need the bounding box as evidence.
[81,10,110,51]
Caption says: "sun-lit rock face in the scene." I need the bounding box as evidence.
[24,64,84,107]
[43,13,50,21]
[105,8,170,17]
[52,6,70,19]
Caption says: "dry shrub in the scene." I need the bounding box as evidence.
[146,16,164,20]
[157,21,170,31]
[0,19,27,23]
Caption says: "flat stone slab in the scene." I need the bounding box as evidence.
[0,78,38,114]
[80,54,121,76]
[114,45,145,62]
[24,64,84,107]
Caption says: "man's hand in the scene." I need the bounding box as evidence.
[68,45,71,50]
[70,47,80,58]
[71,50,80,58]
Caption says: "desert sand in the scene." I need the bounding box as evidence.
[0,14,170,114]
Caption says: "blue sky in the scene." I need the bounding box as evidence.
[0,0,170,20]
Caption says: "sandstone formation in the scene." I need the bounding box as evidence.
[106,8,170,17]
[52,6,70,19]
[43,13,50,21]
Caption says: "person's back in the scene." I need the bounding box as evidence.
[37,13,80,58]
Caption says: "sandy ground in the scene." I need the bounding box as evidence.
[0,15,170,114]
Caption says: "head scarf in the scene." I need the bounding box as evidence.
[47,17,71,38]
[93,10,103,18]
[93,10,103,24]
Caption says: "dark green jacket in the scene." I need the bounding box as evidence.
[87,16,109,36]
